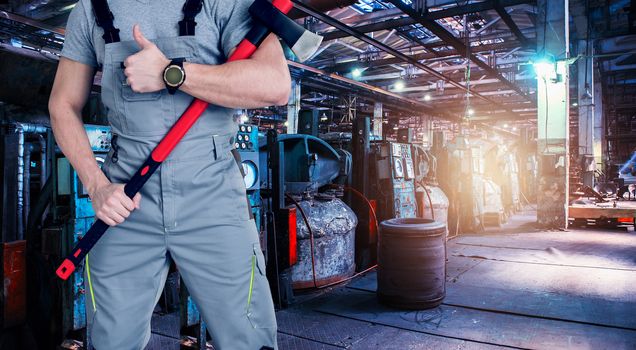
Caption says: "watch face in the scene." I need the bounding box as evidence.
[164,65,184,87]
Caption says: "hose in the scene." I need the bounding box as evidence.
[423,185,435,220]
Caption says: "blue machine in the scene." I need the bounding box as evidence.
[57,125,112,334]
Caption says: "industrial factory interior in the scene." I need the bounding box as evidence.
[1,0,636,349]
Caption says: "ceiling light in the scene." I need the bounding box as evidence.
[572,102,579,107]
[467,108,474,115]
[394,80,405,92]
[352,68,362,78]
[512,127,518,131]
[503,123,509,128]
[320,113,328,121]
[393,126,399,130]
[284,121,289,127]
[424,94,432,101]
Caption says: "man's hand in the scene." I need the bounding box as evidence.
[90,179,141,226]
[123,24,170,93]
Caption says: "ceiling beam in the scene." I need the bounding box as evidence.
[494,7,531,47]
[292,0,503,107]
[321,0,536,41]
[323,40,530,72]
[385,0,532,103]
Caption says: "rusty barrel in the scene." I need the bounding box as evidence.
[377,218,447,309]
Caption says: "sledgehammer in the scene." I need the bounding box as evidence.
[56,0,323,280]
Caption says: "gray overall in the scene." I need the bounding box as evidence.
[83,4,277,350]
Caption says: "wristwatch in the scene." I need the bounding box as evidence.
[163,58,186,95]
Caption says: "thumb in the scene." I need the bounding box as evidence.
[133,24,152,49]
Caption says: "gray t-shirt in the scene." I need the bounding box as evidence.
[62,0,253,68]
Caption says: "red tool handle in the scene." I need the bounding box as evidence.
[56,0,293,281]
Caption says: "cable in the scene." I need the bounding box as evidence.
[327,185,380,234]
[285,193,318,288]
[317,264,378,289]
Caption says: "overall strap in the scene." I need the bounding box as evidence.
[91,0,120,43]
[179,0,204,36]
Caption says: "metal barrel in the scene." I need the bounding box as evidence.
[377,218,447,309]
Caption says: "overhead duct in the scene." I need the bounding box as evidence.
[290,0,357,18]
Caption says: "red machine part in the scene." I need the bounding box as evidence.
[288,207,298,266]
[2,240,26,329]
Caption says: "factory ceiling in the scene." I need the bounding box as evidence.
[1,0,635,124]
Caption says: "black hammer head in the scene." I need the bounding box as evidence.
[250,0,323,62]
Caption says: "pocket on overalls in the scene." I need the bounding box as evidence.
[114,65,165,134]
[246,243,277,330]
[114,49,192,135]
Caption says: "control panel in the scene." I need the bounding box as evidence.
[236,124,256,151]
[389,142,418,219]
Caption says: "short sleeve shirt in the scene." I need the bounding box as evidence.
[61,0,253,68]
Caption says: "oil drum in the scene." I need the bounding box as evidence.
[377,218,446,309]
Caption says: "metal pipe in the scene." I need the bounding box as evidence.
[17,127,24,239]
[23,143,34,238]
[38,134,47,188]
[14,122,48,240]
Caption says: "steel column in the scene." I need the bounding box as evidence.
[287,79,301,134]
[536,0,570,229]
[577,40,595,186]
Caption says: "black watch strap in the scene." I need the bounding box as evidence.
[164,58,186,95]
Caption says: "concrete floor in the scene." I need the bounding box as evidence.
[148,208,636,349]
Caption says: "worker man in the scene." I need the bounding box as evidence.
[48,0,290,348]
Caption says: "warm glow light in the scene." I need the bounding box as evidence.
[467,108,474,115]
[394,80,405,91]
[424,94,432,101]
[503,123,509,128]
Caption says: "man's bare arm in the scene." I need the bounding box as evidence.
[49,58,140,226]
[124,26,291,108]
[180,34,291,108]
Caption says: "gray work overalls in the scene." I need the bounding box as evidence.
[84,1,277,349]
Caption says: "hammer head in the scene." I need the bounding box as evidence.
[250,0,323,62]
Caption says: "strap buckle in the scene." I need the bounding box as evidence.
[182,0,203,19]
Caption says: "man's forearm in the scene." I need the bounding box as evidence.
[179,35,291,108]
[50,102,108,196]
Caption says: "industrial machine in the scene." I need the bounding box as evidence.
[0,122,51,349]
[259,132,356,304]
[372,141,418,221]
